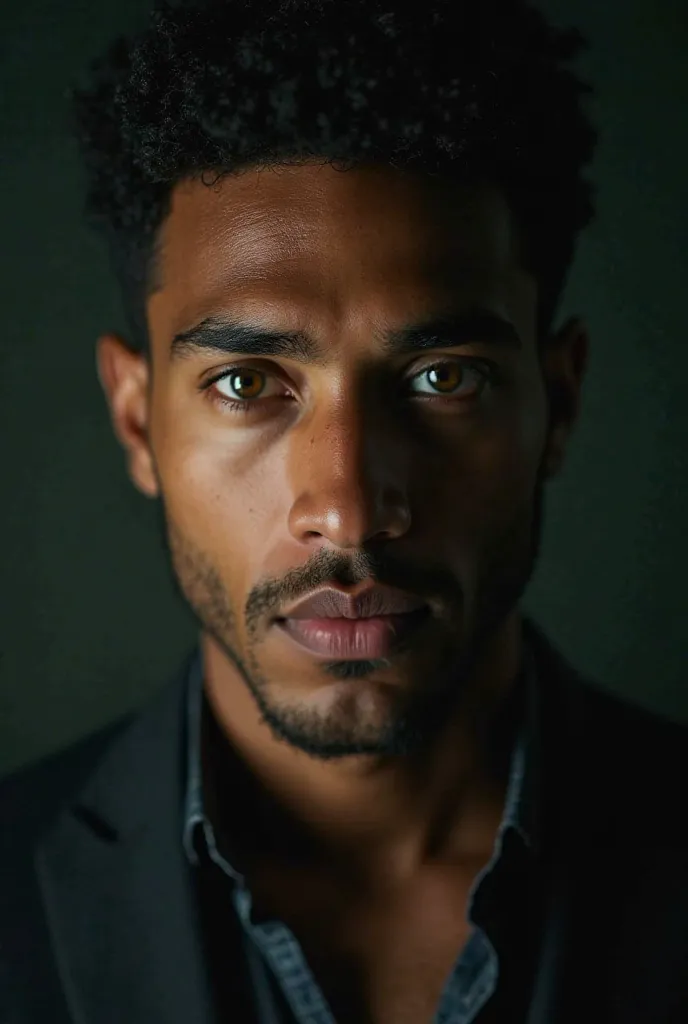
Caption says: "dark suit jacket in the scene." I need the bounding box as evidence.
[1,619,687,1024]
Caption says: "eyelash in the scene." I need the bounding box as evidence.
[200,358,500,416]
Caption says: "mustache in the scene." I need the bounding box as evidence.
[243,548,462,626]
[245,547,460,630]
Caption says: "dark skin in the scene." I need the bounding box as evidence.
[97,162,587,1023]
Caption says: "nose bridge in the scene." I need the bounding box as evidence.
[286,387,411,548]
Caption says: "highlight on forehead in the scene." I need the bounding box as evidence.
[149,166,522,312]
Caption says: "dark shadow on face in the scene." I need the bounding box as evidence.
[154,464,546,760]
[135,162,577,762]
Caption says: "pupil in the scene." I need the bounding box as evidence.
[429,365,459,391]
[233,371,260,397]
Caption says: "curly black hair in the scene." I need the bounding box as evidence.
[70,0,598,354]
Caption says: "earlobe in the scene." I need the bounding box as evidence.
[96,333,159,499]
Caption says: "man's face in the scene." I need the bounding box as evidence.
[98,162,586,760]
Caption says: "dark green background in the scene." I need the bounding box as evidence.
[1,0,686,779]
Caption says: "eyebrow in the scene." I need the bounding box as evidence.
[169,308,523,364]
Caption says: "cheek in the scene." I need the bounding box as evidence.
[157,428,291,577]
[480,366,547,493]
[425,379,546,539]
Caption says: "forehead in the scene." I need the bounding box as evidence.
[149,162,529,342]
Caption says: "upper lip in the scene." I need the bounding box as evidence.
[279,584,428,620]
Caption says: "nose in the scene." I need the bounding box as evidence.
[286,404,412,550]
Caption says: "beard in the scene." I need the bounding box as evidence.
[153,469,546,762]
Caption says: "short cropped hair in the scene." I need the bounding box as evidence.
[70,0,598,353]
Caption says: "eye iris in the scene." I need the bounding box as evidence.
[230,370,264,399]
[427,363,462,393]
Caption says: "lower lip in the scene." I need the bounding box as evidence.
[276,609,429,659]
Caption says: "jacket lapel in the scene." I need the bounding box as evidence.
[34,652,218,1024]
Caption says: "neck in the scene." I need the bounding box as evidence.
[201,610,524,887]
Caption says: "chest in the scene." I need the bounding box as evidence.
[251,865,479,1024]
[309,915,472,1024]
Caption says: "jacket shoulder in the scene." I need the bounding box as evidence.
[528,616,687,764]
[562,676,688,843]
[0,713,134,850]
[526,618,688,844]
[576,676,688,758]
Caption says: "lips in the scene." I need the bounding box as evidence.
[275,584,430,659]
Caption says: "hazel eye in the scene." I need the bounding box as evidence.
[408,359,492,397]
[217,368,268,401]
[200,363,294,416]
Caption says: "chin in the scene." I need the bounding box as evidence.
[305,674,401,718]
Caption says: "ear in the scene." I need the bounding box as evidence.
[540,316,589,480]
[96,333,160,498]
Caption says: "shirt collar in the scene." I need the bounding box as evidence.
[182,626,541,868]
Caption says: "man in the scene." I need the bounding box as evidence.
[1,0,687,1021]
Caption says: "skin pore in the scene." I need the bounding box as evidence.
[96,162,587,1017]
